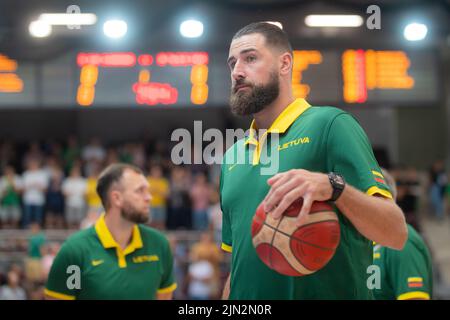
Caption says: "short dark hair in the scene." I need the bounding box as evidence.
[232,22,292,55]
[96,163,143,210]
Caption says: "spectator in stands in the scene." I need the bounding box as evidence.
[85,163,103,215]
[189,232,223,299]
[186,258,215,300]
[82,137,106,163]
[62,135,81,174]
[0,141,17,171]
[208,188,222,246]
[190,173,212,231]
[82,137,106,177]
[22,159,48,228]
[148,164,170,230]
[397,166,421,232]
[131,143,146,169]
[44,158,65,229]
[43,140,63,161]
[167,166,192,230]
[24,223,46,284]
[0,165,23,228]
[41,242,60,281]
[22,142,44,171]
[62,165,87,229]
[167,234,189,300]
[105,147,120,166]
[0,270,26,300]
[429,160,447,220]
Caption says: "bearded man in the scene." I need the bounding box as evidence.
[221,22,407,300]
[45,163,176,300]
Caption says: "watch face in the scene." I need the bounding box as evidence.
[335,175,344,185]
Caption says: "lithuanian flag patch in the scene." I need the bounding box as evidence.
[372,170,387,185]
[407,277,424,288]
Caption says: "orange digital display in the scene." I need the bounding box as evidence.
[342,49,415,103]
[76,52,209,106]
[291,50,322,99]
[0,54,23,93]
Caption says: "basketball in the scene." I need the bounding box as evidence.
[251,198,340,276]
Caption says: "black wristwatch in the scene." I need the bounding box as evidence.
[328,172,345,202]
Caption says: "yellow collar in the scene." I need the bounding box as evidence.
[95,213,143,255]
[244,98,311,146]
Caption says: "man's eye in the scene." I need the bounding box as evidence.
[246,56,256,62]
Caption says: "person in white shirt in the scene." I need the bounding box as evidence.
[0,271,26,300]
[62,166,87,229]
[22,159,48,228]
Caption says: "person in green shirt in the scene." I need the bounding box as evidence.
[221,22,408,300]
[0,165,23,228]
[25,222,47,283]
[45,163,176,300]
[373,169,433,300]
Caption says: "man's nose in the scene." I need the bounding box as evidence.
[231,61,246,82]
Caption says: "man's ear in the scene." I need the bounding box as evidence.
[110,189,122,208]
[279,52,293,76]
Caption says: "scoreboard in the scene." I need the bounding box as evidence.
[0,48,440,108]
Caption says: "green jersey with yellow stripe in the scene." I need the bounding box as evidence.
[220,98,392,299]
[373,224,433,300]
[45,214,176,300]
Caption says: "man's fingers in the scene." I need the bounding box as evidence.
[267,172,285,186]
[264,174,292,211]
[268,186,303,219]
[296,195,313,226]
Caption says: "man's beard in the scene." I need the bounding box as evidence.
[229,71,280,116]
[120,201,148,224]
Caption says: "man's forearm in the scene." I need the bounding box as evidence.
[222,274,230,300]
[336,184,407,250]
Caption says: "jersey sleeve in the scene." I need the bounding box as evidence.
[325,113,392,199]
[157,238,177,294]
[45,242,80,300]
[219,162,232,253]
[385,241,432,300]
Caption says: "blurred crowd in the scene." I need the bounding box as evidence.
[1,137,450,300]
[0,137,222,234]
[0,137,225,300]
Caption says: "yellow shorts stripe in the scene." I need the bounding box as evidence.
[44,288,76,300]
[408,277,423,283]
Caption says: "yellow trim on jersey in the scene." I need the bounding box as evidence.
[95,213,143,268]
[397,291,430,300]
[408,277,423,283]
[157,283,177,294]
[366,186,393,199]
[373,252,380,259]
[221,243,233,253]
[371,170,384,178]
[244,99,311,165]
[44,288,76,300]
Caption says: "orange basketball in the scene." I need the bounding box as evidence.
[251,198,340,276]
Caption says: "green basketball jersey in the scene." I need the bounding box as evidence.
[45,214,176,300]
[220,98,392,299]
[373,224,433,300]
